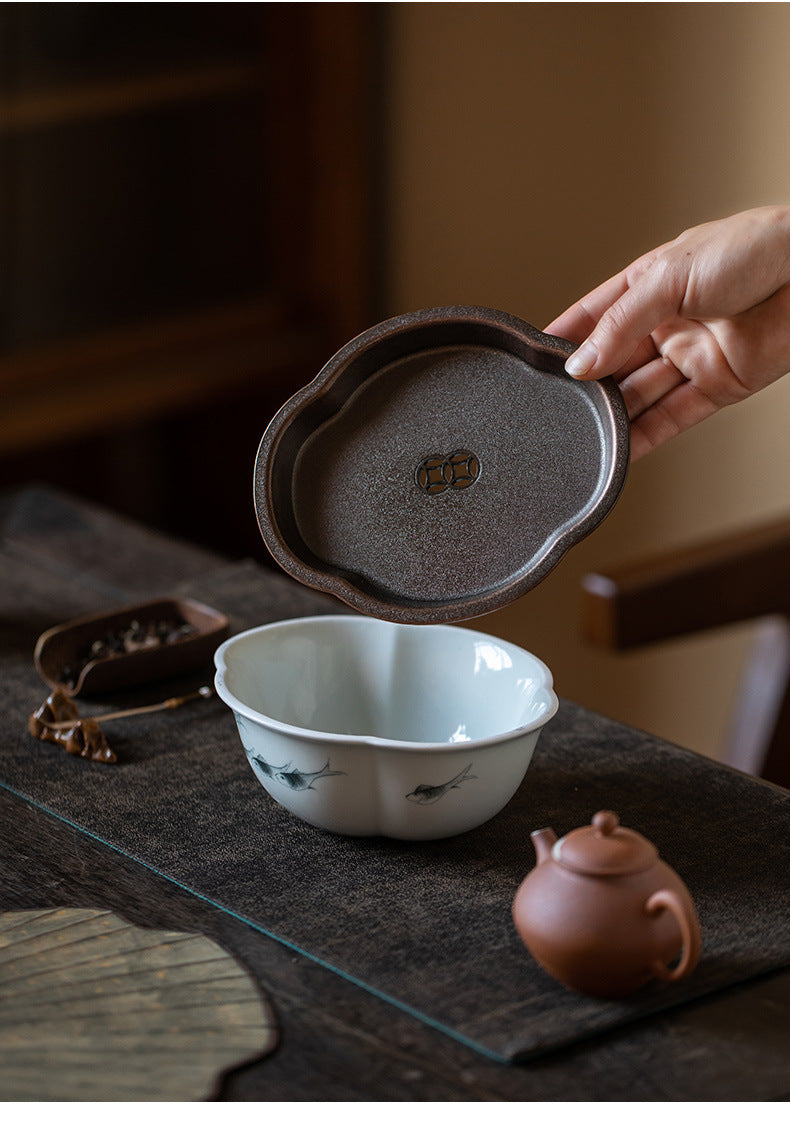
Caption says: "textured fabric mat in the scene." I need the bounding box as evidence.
[2,552,789,1063]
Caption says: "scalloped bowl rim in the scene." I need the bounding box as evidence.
[213,615,559,751]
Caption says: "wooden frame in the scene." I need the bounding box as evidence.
[582,516,790,786]
[0,5,381,554]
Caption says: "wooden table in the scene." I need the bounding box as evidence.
[2,485,789,1101]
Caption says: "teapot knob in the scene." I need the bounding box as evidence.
[592,810,619,835]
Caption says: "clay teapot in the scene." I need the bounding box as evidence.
[512,810,701,998]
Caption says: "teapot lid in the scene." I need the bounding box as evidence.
[553,811,658,875]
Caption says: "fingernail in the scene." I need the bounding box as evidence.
[565,341,597,377]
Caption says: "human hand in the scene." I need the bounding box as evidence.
[545,206,790,460]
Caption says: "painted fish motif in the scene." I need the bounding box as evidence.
[406,763,477,805]
[249,752,345,791]
[274,759,345,791]
[249,753,291,780]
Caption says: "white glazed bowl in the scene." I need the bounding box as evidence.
[214,615,558,841]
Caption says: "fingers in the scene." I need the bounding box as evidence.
[629,368,739,460]
[717,279,790,391]
[543,304,597,346]
[546,244,687,381]
[543,206,790,461]
[564,257,688,381]
[618,355,685,420]
[550,206,790,387]
[544,268,633,345]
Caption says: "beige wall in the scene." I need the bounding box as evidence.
[384,2,790,758]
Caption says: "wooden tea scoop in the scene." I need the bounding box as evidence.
[50,685,214,730]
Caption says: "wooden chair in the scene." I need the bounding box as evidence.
[581,515,790,788]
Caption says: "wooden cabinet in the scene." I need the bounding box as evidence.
[0,4,380,556]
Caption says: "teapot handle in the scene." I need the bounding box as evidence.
[645,888,702,982]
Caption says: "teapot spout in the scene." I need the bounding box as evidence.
[531,827,557,865]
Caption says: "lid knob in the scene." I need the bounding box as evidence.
[592,810,619,836]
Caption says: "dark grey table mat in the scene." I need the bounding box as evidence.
[2,550,789,1063]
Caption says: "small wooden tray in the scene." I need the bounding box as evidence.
[34,597,229,696]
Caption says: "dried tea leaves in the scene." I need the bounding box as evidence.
[58,616,197,688]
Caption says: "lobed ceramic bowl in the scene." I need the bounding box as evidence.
[214,615,558,840]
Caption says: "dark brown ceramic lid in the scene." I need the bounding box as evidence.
[254,306,629,624]
[552,811,658,876]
